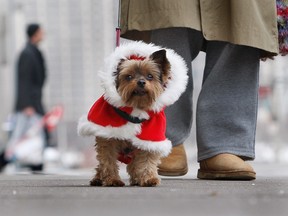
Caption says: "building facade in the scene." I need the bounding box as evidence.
[0,0,118,149]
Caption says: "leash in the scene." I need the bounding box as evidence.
[116,0,121,47]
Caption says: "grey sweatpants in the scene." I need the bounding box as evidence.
[151,28,260,161]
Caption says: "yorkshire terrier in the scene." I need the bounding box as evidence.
[78,41,188,187]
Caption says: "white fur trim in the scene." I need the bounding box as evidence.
[131,137,172,157]
[78,116,141,140]
[130,109,150,120]
[151,48,188,112]
[99,41,188,112]
[77,116,171,156]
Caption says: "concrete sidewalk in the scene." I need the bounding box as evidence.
[0,162,287,216]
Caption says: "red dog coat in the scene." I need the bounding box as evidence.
[88,95,167,143]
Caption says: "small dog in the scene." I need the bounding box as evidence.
[78,41,188,187]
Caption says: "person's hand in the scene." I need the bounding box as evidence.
[261,56,275,61]
[261,52,288,61]
[23,107,36,116]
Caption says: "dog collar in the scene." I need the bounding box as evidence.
[113,107,146,124]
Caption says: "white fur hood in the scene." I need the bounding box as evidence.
[99,41,188,112]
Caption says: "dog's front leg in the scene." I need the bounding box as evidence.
[127,150,161,187]
[90,137,125,187]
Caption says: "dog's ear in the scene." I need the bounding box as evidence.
[115,59,125,74]
[150,49,167,66]
[150,49,171,82]
[150,49,170,71]
[114,59,125,89]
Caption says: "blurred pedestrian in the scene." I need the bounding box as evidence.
[120,0,279,180]
[15,23,46,118]
[0,23,47,172]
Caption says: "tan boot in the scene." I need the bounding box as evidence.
[158,144,188,176]
[197,153,256,180]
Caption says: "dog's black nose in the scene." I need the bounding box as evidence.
[137,79,146,88]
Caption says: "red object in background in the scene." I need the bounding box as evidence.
[44,106,64,132]
[259,86,271,99]
[116,27,121,47]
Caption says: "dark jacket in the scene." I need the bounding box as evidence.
[15,42,46,115]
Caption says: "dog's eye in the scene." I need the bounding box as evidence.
[126,75,133,81]
[147,74,153,80]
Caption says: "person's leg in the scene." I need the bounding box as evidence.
[0,151,8,171]
[4,113,44,171]
[0,113,28,171]
[151,27,203,176]
[6,113,29,147]
[196,41,260,180]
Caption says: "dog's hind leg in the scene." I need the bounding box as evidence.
[90,137,125,187]
[127,150,161,187]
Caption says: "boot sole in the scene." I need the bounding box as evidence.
[158,167,188,176]
[197,169,256,180]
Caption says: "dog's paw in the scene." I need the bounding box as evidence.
[90,178,103,186]
[140,177,160,187]
[104,179,125,187]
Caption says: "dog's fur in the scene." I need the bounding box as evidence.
[90,50,171,187]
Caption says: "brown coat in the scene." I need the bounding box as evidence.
[121,0,279,57]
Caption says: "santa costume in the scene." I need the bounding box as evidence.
[78,41,188,158]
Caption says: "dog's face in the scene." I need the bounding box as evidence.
[115,50,171,110]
